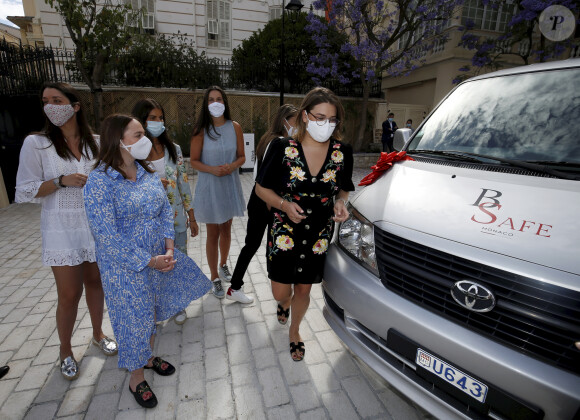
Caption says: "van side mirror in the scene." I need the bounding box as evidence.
[393,128,412,151]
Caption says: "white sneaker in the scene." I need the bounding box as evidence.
[218,264,232,283]
[212,279,225,299]
[174,310,187,325]
[226,287,254,304]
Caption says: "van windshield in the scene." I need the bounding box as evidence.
[407,68,580,164]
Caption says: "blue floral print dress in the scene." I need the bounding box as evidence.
[256,137,354,284]
[83,163,211,371]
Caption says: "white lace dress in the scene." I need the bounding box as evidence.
[15,134,98,266]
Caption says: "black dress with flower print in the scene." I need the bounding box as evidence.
[256,137,354,284]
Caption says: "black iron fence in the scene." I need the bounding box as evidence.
[1,40,382,97]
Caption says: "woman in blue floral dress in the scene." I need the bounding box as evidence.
[132,98,198,325]
[256,87,354,362]
[84,114,211,409]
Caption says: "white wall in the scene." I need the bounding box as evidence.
[37,0,321,59]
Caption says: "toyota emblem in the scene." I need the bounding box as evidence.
[451,280,496,312]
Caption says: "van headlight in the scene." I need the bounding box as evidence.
[337,206,379,276]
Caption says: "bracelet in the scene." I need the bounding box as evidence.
[152,256,158,269]
[337,198,348,206]
[280,199,285,211]
[166,247,174,251]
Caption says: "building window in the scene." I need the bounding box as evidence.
[461,0,516,32]
[207,0,231,49]
[125,0,155,31]
[270,6,282,21]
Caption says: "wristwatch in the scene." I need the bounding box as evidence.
[58,175,65,188]
[53,177,61,189]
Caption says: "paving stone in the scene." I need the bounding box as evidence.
[299,407,329,420]
[12,338,45,360]
[253,347,277,370]
[0,378,18,408]
[302,340,326,365]
[342,376,385,418]
[316,330,344,353]
[95,368,127,395]
[206,378,234,419]
[258,367,290,408]
[178,362,205,400]
[305,308,330,333]
[205,347,229,381]
[231,363,259,388]
[34,369,71,403]
[267,405,297,420]
[1,390,37,420]
[69,356,106,389]
[233,385,267,420]
[321,390,358,420]
[289,382,321,412]
[23,401,59,420]
[224,316,245,336]
[144,385,177,420]
[85,393,121,420]
[246,322,271,349]
[307,363,340,394]
[15,363,53,392]
[226,333,252,366]
[204,326,226,349]
[0,325,34,352]
[176,398,206,418]
[57,385,94,417]
[180,341,203,364]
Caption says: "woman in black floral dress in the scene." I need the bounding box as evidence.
[256,87,354,361]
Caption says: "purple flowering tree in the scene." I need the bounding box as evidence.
[306,0,464,151]
[456,0,580,84]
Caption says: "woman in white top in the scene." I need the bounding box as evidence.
[15,83,117,381]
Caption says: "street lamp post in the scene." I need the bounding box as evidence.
[280,0,304,106]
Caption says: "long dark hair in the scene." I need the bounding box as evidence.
[38,82,97,160]
[131,98,177,164]
[96,114,153,178]
[255,104,298,163]
[192,86,232,140]
[295,87,344,142]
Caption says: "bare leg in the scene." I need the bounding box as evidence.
[218,219,232,267]
[271,280,293,310]
[206,223,220,280]
[81,262,105,341]
[129,367,146,391]
[289,283,312,359]
[52,265,84,360]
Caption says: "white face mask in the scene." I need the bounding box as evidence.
[208,102,225,118]
[44,103,76,127]
[120,136,152,160]
[305,112,335,143]
[285,119,296,137]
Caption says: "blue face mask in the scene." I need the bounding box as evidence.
[146,120,165,138]
[406,123,412,127]
[388,118,394,122]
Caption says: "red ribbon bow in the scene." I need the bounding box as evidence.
[358,151,414,186]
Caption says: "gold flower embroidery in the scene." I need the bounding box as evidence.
[322,169,336,183]
[331,150,343,163]
[312,239,329,254]
[285,147,299,159]
[276,235,294,251]
[290,166,306,181]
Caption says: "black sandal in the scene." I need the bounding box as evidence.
[129,380,158,408]
[277,304,290,325]
[144,357,176,376]
[290,342,305,362]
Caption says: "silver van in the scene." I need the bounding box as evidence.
[322,59,580,420]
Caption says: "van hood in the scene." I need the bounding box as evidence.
[353,161,580,276]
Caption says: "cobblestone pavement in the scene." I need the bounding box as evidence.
[0,169,433,420]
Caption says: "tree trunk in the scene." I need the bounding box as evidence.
[92,90,103,132]
[90,53,107,132]
[353,78,370,152]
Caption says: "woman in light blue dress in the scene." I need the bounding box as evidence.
[190,86,246,298]
[84,114,211,409]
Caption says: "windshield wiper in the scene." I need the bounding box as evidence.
[407,150,484,162]
[448,151,579,180]
[408,150,579,180]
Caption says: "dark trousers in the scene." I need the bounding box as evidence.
[382,138,393,153]
[230,187,269,290]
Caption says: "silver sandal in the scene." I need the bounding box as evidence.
[60,356,79,380]
[92,336,118,356]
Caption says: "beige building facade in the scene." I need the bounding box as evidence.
[379,1,580,131]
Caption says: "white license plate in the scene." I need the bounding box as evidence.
[416,349,488,404]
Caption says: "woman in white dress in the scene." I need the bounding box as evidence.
[15,83,117,380]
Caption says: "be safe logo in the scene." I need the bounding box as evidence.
[470,189,552,239]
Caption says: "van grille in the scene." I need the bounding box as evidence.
[374,229,580,375]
